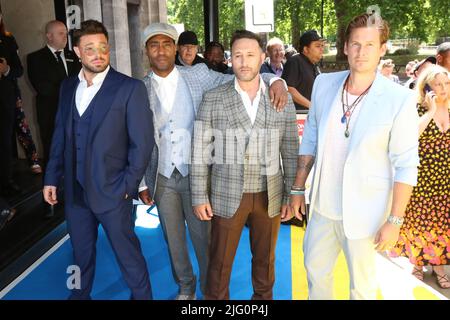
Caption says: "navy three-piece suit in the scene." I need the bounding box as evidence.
[44,67,155,299]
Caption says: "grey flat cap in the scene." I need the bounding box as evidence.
[141,22,178,47]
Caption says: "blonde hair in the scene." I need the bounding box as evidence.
[416,64,450,105]
[378,58,394,70]
[345,13,390,45]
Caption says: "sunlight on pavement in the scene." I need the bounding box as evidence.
[291,226,447,300]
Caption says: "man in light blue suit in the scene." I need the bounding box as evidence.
[138,23,288,300]
[43,20,154,300]
[290,13,420,299]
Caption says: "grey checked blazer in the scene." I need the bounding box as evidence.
[142,63,276,197]
[190,80,298,218]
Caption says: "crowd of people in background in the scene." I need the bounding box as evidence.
[0,6,449,299]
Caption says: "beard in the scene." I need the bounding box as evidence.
[82,59,109,74]
[235,68,259,82]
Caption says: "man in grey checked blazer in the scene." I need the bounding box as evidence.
[191,30,298,300]
[138,23,288,300]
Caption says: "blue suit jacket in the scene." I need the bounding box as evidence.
[44,67,155,213]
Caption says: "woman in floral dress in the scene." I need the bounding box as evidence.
[391,65,450,289]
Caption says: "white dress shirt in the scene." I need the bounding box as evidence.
[315,90,366,220]
[234,76,266,125]
[138,67,181,192]
[152,67,179,114]
[75,65,110,116]
[47,44,68,75]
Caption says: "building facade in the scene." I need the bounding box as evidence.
[1,0,166,157]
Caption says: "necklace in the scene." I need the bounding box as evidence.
[340,76,372,138]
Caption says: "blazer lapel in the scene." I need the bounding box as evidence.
[317,71,349,153]
[64,49,77,75]
[347,73,383,150]
[252,91,268,129]
[87,68,122,142]
[224,81,253,131]
[141,71,158,115]
[253,90,276,166]
[44,46,60,74]
[64,77,80,140]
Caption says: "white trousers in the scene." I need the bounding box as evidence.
[303,212,378,300]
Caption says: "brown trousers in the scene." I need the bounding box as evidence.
[205,192,281,300]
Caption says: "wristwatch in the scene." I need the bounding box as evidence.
[387,215,404,227]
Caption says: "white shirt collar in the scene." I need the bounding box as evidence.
[47,44,64,55]
[234,75,266,97]
[152,66,179,86]
[78,65,110,86]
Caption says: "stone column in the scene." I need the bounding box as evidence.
[111,0,132,76]
[157,0,167,23]
[82,0,102,21]
[147,0,167,24]
[101,0,116,69]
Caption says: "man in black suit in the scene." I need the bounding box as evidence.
[27,20,81,165]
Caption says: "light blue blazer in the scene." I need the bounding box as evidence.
[300,71,420,239]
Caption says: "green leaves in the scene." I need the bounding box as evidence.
[167,0,448,53]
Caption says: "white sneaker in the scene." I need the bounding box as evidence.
[175,293,196,300]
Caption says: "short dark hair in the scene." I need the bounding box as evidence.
[230,30,263,51]
[205,41,225,55]
[73,20,108,46]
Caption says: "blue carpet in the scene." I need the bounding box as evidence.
[2,206,292,300]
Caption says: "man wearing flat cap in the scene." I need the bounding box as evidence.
[138,22,289,300]
[282,30,325,110]
[175,30,208,67]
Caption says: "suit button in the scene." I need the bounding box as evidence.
[170,131,173,134]
[171,141,174,144]
[172,162,175,166]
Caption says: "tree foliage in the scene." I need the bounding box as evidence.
[167,0,449,56]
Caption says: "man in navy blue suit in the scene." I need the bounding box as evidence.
[43,20,154,300]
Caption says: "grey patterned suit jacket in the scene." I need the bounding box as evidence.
[142,63,277,197]
[190,80,298,218]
